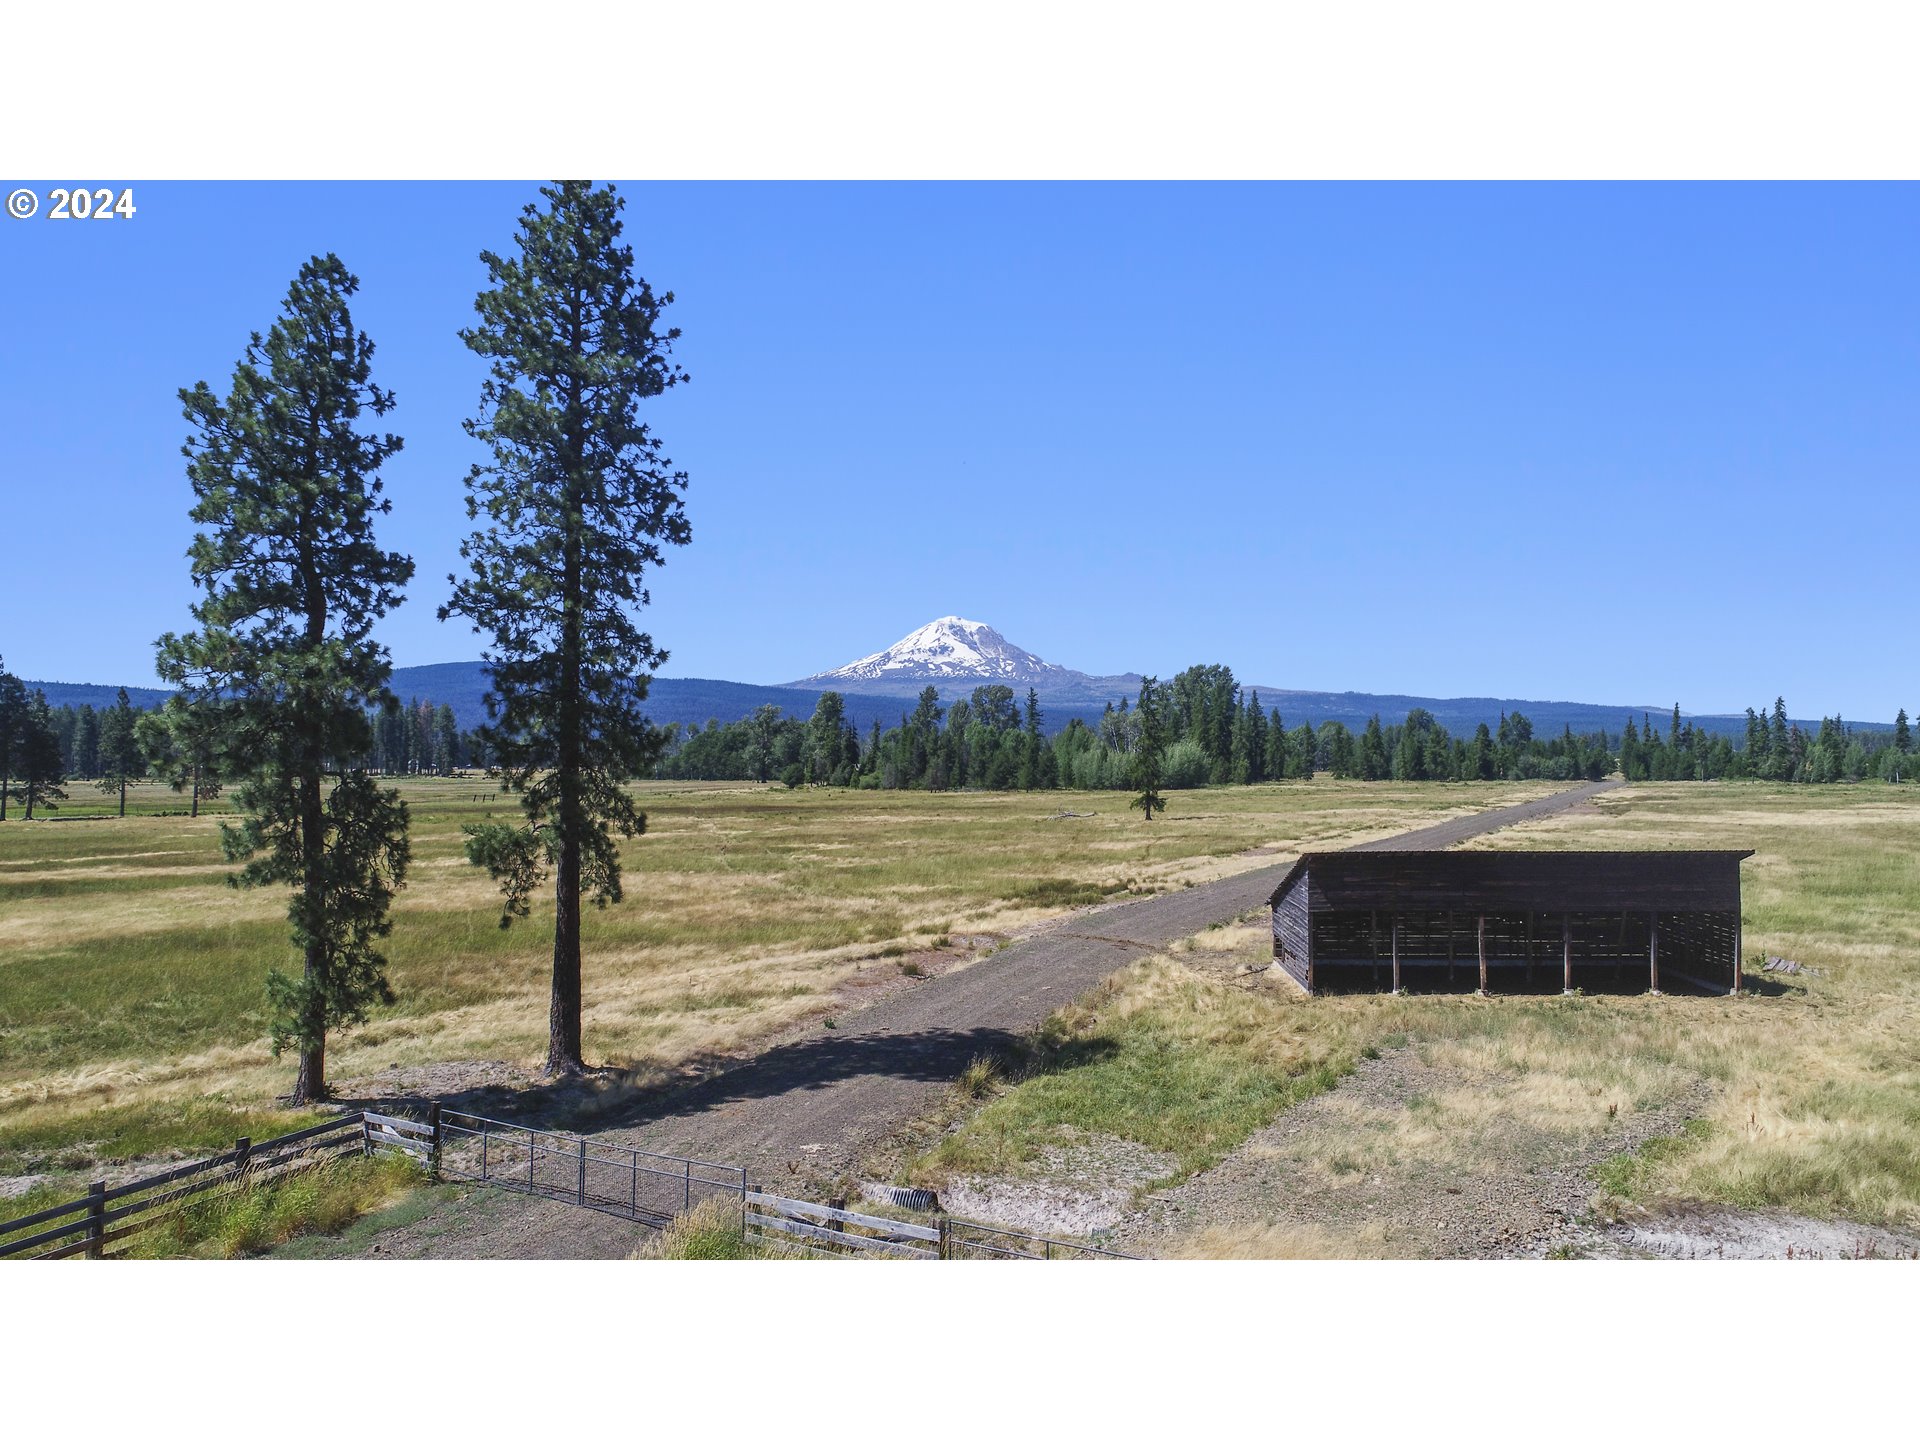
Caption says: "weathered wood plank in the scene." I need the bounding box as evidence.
[747,1212,933,1258]
[362,1113,434,1139]
[746,1193,940,1241]
[0,1194,94,1239]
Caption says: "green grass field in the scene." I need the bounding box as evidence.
[0,775,1547,1181]
[906,783,1920,1243]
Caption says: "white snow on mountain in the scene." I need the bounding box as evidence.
[802,617,1077,685]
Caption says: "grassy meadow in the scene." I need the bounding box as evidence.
[0,775,1549,1182]
[906,783,1920,1246]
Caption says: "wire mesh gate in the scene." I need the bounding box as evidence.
[435,1109,1139,1256]
[437,1110,746,1229]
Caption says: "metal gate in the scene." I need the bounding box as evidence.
[437,1110,746,1228]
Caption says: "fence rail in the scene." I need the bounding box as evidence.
[1,1109,434,1260]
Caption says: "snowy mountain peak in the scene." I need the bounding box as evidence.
[801,616,1076,687]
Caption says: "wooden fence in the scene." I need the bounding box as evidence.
[4,1105,1141,1261]
[0,1109,435,1260]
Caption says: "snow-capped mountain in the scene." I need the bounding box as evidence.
[794,617,1143,701]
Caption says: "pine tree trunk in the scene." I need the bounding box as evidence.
[548,833,583,1074]
[291,768,328,1104]
[190,763,199,819]
[118,777,126,817]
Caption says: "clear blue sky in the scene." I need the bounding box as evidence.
[2,182,1914,717]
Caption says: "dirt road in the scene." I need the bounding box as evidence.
[368,780,1619,1258]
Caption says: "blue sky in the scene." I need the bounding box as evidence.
[1,182,1914,717]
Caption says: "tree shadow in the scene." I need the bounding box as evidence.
[345,1025,1120,1134]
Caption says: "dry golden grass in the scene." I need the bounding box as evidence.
[0,777,1543,1173]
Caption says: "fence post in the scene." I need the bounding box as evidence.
[363,1113,374,1158]
[427,1102,443,1182]
[235,1136,252,1175]
[938,1216,950,1261]
[85,1181,106,1259]
[577,1137,587,1205]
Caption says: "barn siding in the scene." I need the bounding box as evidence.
[1269,850,1747,996]
[1294,850,1748,915]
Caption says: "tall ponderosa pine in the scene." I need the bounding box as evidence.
[155,255,414,1104]
[1129,678,1167,821]
[442,181,692,1076]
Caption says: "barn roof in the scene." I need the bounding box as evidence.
[1267,849,1752,914]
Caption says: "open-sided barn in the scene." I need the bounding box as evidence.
[1269,850,1750,996]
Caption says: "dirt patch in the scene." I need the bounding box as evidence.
[0,1174,50,1200]
[1114,1044,1712,1259]
[939,1136,1177,1237]
[1561,1201,1920,1260]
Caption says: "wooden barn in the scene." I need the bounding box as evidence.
[1268,850,1750,996]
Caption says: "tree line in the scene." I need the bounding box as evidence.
[0,686,489,818]
[652,672,1917,795]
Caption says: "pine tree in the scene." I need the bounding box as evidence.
[1896,709,1912,754]
[1020,687,1043,790]
[155,254,415,1104]
[70,704,100,780]
[0,661,24,820]
[1129,678,1167,821]
[1265,708,1287,780]
[805,692,846,784]
[432,704,460,775]
[1245,692,1268,784]
[1290,723,1317,781]
[17,691,68,818]
[136,695,225,818]
[1769,698,1791,780]
[1471,722,1495,780]
[1359,715,1388,781]
[441,182,692,1076]
[96,687,145,817]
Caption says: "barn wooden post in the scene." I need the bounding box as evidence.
[1732,916,1743,995]
[1562,913,1574,995]
[1391,915,1402,995]
[1648,912,1662,996]
[1369,910,1379,989]
[1476,915,1489,997]
[1447,910,1456,986]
